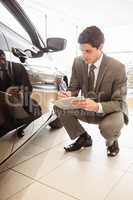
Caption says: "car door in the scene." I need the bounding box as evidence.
[0,31,15,165]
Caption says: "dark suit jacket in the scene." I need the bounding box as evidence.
[68,54,128,124]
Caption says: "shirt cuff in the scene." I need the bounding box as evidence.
[97,103,104,113]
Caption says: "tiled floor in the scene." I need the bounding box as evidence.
[0,113,133,200]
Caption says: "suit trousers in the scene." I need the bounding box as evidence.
[54,106,124,145]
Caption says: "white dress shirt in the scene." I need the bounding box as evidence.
[88,53,103,113]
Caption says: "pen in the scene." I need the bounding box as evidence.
[59,80,69,97]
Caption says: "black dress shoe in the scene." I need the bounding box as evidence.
[107,140,119,157]
[64,133,92,152]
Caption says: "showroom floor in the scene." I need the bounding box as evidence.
[0,111,133,200]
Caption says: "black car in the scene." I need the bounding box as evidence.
[0,0,66,165]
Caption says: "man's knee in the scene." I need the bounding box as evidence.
[53,105,65,118]
[54,105,79,118]
[99,112,124,139]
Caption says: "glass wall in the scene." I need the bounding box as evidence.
[103,25,133,90]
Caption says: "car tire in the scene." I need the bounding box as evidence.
[48,118,63,129]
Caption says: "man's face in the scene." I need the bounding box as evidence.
[80,43,102,64]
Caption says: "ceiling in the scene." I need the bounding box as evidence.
[18,0,133,28]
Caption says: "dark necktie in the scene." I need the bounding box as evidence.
[88,64,96,92]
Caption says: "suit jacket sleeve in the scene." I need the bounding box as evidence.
[67,58,81,96]
[101,64,127,114]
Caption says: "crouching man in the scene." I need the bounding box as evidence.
[54,26,128,157]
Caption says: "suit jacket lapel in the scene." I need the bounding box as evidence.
[95,54,109,93]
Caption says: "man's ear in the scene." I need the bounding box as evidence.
[99,43,104,50]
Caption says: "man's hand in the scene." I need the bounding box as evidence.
[58,91,72,99]
[72,98,99,112]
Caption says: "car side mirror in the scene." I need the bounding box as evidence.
[46,38,67,52]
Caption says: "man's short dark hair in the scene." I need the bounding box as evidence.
[78,26,104,49]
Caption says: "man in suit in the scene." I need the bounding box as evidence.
[54,26,128,157]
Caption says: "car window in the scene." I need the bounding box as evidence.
[0,22,37,52]
[0,3,31,42]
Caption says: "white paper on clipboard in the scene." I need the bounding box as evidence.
[53,96,85,110]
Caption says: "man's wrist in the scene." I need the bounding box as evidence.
[97,103,104,113]
[95,103,99,112]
